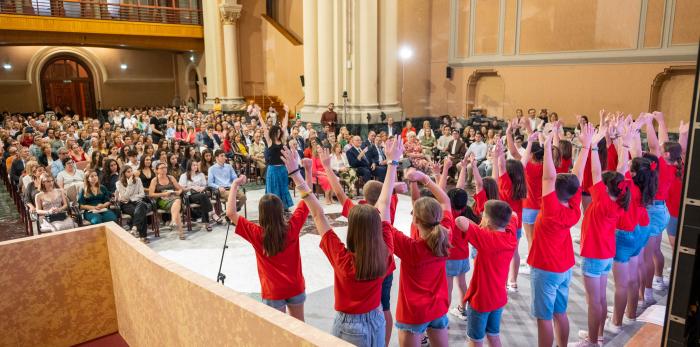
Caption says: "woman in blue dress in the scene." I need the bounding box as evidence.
[256,105,294,210]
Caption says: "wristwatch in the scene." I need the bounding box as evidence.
[389,160,399,166]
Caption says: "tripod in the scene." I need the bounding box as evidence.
[216,218,233,285]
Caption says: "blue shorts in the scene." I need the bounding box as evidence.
[262,291,306,310]
[667,216,679,237]
[530,267,572,320]
[614,229,637,263]
[395,314,449,334]
[516,228,523,239]
[646,202,670,237]
[446,258,471,277]
[332,306,385,347]
[381,273,393,311]
[581,257,613,277]
[634,225,651,255]
[522,208,540,225]
[466,304,504,342]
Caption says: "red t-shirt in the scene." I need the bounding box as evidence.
[393,211,453,324]
[235,201,309,300]
[320,221,396,314]
[580,182,623,259]
[498,173,523,230]
[616,181,642,232]
[449,208,469,260]
[582,152,593,193]
[557,157,572,174]
[655,157,676,201]
[527,189,582,272]
[463,216,518,312]
[606,143,618,171]
[667,175,682,218]
[472,190,487,217]
[523,161,543,210]
[341,194,398,225]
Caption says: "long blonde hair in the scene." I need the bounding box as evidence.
[347,204,388,280]
[413,197,451,257]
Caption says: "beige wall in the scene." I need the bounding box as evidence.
[276,0,303,40]
[239,0,266,97]
[398,0,433,116]
[0,46,189,113]
[0,226,118,347]
[262,19,304,113]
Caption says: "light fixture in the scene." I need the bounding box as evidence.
[2,63,11,70]
[189,55,195,62]
[120,64,128,70]
[399,46,413,61]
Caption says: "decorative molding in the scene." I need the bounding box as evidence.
[648,64,696,112]
[465,69,500,114]
[637,0,649,49]
[104,78,176,84]
[498,0,506,55]
[468,0,476,57]
[219,2,242,25]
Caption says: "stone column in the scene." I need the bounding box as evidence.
[358,0,378,108]
[219,1,244,104]
[201,0,223,106]
[300,0,318,118]
[379,0,400,117]
[316,0,334,108]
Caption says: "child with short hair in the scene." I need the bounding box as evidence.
[455,199,518,347]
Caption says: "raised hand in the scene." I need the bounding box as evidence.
[385,135,404,161]
[543,131,554,148]
[591,125,607,145]
[443,157,453,171]
[430,161,442,177]
[302,158,313,171]
[280,146,301,174]
[528,131,540,143]
[233,175,247,186]
[318,147,332,169]
[579,123,595,148]
[406,169,428,183]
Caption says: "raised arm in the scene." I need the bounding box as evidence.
[438,157,452,191]
[492,138,505,179]
[590,126,607,185]
[653,111,669,146]
[377,136,403,222]
[506,119,522,161]
[643,113,661,156]
[470,153,483,193]
[520,131,539,168]
[281,146,331,235]
[542,131,557,196]
[317,148,349,206]
[572,123,594,186]
[679,120,689,156]
[407,168,451,212]
[257,108,271,144]
[225,175,247,225]
[281,104,290,142]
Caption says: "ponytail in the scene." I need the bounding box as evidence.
[425,225,451,257]
[631,157,658,206]
[663,142,683,178]
[414,197,452,257]
[602,171,630,211]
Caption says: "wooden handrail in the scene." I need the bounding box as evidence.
[261,14,302,46]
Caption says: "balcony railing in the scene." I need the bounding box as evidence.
[0,0,203,25]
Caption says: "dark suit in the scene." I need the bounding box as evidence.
[366,144,387,181]
[446,139,467,160]
[10,157,25,187]
[347,145,386,182]
[383,123,401,138]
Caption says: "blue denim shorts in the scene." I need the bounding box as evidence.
[634,224,652,256]
[395,314,449,334]
[446,258,471,277]
[381,273,393,311]
[581,257,613,277]
[530,267,572,320]
[466,304,504,342]
[516,228,523,239]
[667,216,679,237]
[614,229,637,263]
[647,202,670,237]
[262,291,306,310]
[522,208,540,225]
[332,306,385,347]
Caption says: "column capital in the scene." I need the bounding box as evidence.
[219,1,242,25]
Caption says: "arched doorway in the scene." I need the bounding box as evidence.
[187,69,201,106]
[466,69,505,117]
[40,56,96,118]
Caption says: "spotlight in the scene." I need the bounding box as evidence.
[189,55,195,62]
[2,63,11,70]
[399,46,413,61]
[120,64,128,70]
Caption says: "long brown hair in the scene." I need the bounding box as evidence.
[347,204,388,281]
[413,197,451,257]
[83,169,101,197]
[118,165,136,188]
[259,194,288,257]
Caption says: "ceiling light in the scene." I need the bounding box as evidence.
[120,64,128,70]
[2,63,11,70]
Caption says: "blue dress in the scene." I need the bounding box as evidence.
[265,144,294,208]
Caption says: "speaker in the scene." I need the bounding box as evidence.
[300,75,305,87]
[446,66,454,80]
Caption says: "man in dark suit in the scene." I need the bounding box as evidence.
[446,129,467,161]
[364,135,387,181]
[10,147,30,188]
[346,135,375,182]
[383,116,401,138]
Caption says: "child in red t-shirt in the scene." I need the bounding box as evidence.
[575,121,631,346]
[528,125,593,347]
[279,139,402,346]
[455,200,518,346]
[393,170,453,347]
[226,175,309,320]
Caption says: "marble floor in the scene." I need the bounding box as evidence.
[147,188,672,346]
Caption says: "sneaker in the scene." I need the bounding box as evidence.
[604,319,622,334]
[507,282,519,293]
[652,276,667,290]
[567,338,599,347]
[638,297,657,310]
[520,264,531,275]
[623,316,637,325]
[577,330,603,344]
[449,306,467,321]
[130,226,138,236]
[607,305,614,314]
[420,335,429,347]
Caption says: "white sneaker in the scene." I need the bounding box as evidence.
[506,282,519,293]
[577,330,604,343]
[622,316,637,325]
[449,306,467,321]
[130,226,138,236]
[567,338,599,347]
[607,305,614,314]
[652,276,667,290]
[519,264,531,275]
[604,319,622,334]
[639,297,657,310]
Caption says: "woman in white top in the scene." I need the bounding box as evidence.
[35,173,76,232]
[116,166,150,243]
[330,143,358,197]
[57,157,85,189]
[178,159,214,231]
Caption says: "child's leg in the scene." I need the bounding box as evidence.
[426,328,448,347]
[552,313,569,347]
[626,255,641,319]
[536,319,554,347]
[398,330,421,347]
[508,236,521,285]
[457,273,468,300]
[486,335,502,347]
[447,275,454,306]
[612,261,629,326]
[598,275,608,337]
[583,274,602,342]
[287,303,304,321]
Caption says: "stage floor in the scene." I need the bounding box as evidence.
[148,188,671,346]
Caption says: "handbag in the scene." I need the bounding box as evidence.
[46,212,68,223]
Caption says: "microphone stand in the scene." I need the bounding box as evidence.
[216,217,233,285]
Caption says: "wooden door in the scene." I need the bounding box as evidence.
[40,56,95,118]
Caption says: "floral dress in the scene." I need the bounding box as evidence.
[405,140,431,172]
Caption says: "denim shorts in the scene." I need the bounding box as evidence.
[446,258,471,277]
[395,314,449,334]
[332,306,385,347]
[530,267,572,320]
[516,228,523,239]
[647,202,670,237]
[634,225,651,256]
[466,304,504,342]
[614,229,637,263]
[581,257,613,277]
[522,208,540,225]
[262,291,306,310]
[667,216,679,237]
[381,273,393,311]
